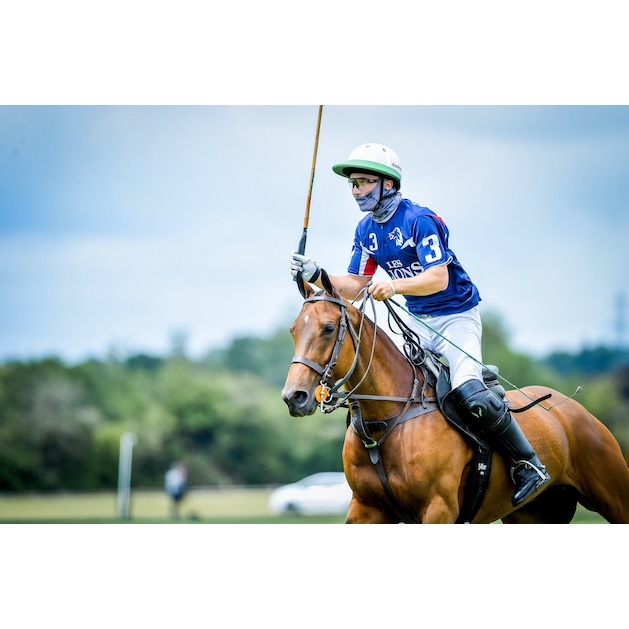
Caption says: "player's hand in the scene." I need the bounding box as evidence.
[368,280,396,301]
[290,251,320,282]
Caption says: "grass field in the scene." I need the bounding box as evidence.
[0,486,609,523]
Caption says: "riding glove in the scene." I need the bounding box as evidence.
[290,251,321,282]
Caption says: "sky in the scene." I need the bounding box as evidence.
[1,3,629,366]
[1,104,628,363]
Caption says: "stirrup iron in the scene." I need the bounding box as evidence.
[510,459,548,484]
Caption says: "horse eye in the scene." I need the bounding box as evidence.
[323,323,336,336]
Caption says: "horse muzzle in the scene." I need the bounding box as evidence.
[281,386,318,417]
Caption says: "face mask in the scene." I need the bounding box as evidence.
[355,183,383,213]
[355,182,402,223]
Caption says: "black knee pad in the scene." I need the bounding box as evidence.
[451,379,510,434]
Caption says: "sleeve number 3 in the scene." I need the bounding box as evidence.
[422,234,443,263]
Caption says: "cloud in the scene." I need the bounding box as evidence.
[1,105,628,362]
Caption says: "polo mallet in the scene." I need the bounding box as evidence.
[295,105,323,297]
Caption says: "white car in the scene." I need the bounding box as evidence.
[268,472,352,516]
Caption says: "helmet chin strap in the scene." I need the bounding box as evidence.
[372,179,386,213]
[355,179,383,213]
[371,182,401,224]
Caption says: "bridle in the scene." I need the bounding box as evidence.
[290,291,426,413]
[290,293,367,413]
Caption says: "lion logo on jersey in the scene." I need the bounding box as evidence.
[389,227,415,249]
[388,227,404,247]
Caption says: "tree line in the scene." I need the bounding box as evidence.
[1,313,627,492]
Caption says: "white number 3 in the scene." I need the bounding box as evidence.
[422,234,443,263]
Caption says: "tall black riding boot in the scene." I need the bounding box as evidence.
[451,379,550,507]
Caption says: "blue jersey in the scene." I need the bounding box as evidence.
[348,199,481,316]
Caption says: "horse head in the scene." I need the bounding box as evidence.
[282,270,356,417]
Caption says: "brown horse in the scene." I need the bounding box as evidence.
[281,278,629,523]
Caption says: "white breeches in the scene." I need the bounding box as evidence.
[404,306,484,389]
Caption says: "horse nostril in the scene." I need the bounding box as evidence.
[281,388,314,416]
[282,388,309,408]
[291,390,309,407]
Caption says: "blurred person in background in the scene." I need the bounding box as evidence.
[165,462,188,519]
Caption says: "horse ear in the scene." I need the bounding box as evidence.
[320,268,338,297]
[296,273,319,299]
[296,273,308,299]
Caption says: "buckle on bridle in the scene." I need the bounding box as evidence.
[315,384,332,404]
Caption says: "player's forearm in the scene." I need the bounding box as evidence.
[314,273,370,300]
[390,265,449,296]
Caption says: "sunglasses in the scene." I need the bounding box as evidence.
[348,177,380,189]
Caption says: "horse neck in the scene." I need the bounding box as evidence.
[343,306,420,418]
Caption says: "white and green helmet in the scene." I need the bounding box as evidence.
[332,143,402,185]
